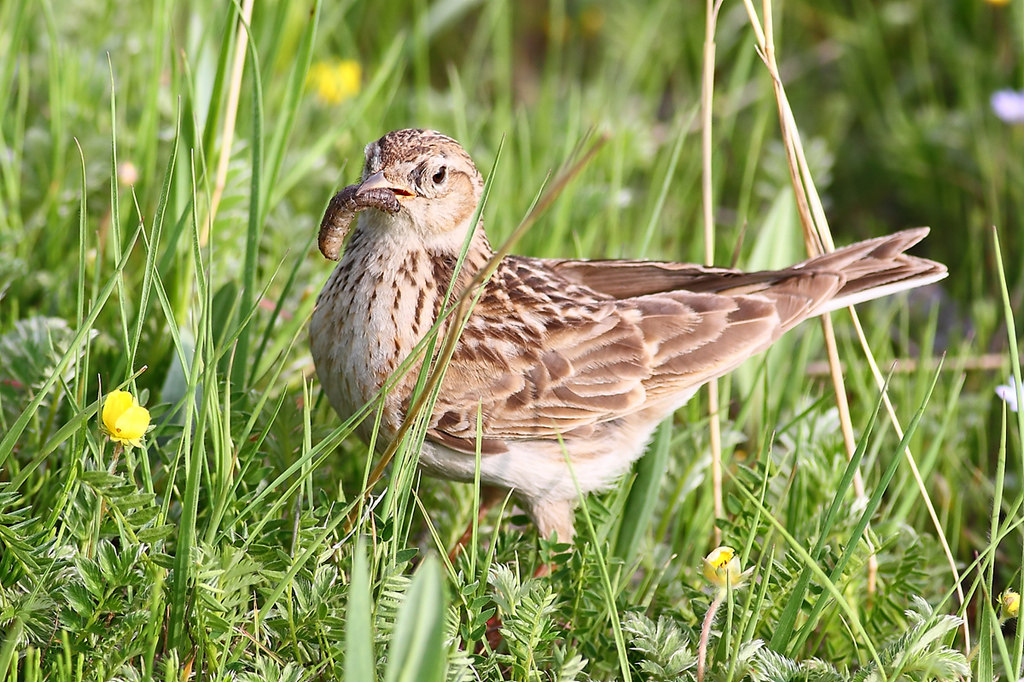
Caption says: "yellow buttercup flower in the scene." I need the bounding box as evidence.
[102,390,151,448]
[307,59,361,105]
[702,546,743,591]
[1000,589,1020,622]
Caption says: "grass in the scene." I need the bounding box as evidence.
[1,0,1023,679]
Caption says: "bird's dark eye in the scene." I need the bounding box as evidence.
[432,166,447,184]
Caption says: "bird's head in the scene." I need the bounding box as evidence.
[355,129,484,242]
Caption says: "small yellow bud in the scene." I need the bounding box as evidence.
[702,546,743,590]
[1000,590,1020,621]
[101,390,151,448]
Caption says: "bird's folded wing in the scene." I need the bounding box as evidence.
[425,283,805,455]
[544,228,942,303]
[424,229,944,455]
[545,258,750,298]
[427,299,649,454]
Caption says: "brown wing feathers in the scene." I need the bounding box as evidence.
[635,292,780,401]
[428,299,648,451]
[548,228,943,305]
[426,228,945,452]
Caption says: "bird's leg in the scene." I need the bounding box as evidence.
[447,485,506,563]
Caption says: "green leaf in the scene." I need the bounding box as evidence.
[345,539,375,682]
[126,506,160,527]
[63,583,95,617]
[96,540,120,582]
[81,471,124,490]
[75,557,104,598]
[614,420,671,562]
[136,525,175,543]
[384,556,447,682]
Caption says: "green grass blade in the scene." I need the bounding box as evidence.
[383,556,447,682]
[991,226,1024,674]
[614,420,671,563]
[346,539,377,682]
[770,370,890,651]
[232,15,265,390]
[260,0,321,221]
[790,361,943,658]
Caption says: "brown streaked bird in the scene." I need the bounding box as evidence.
[310,128,947,541]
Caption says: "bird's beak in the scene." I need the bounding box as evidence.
[357,170,415,200]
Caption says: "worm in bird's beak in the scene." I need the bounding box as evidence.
[317,172,411,260]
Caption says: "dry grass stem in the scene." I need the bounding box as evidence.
[200,0,255,246]
[702,0,726,546]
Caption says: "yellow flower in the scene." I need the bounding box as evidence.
[1000,590,1020,621]
[579,7,605,38]
[102,390,151,447]
[702,546,743,591]
[985,0,1010,6]
[307,59,361,105]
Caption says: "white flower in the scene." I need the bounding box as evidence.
[991,89,1024,124]
[996,376,1019,413]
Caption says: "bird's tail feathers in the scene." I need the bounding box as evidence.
[805,227,947,314]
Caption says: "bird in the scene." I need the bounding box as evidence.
[309,128,947,541]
